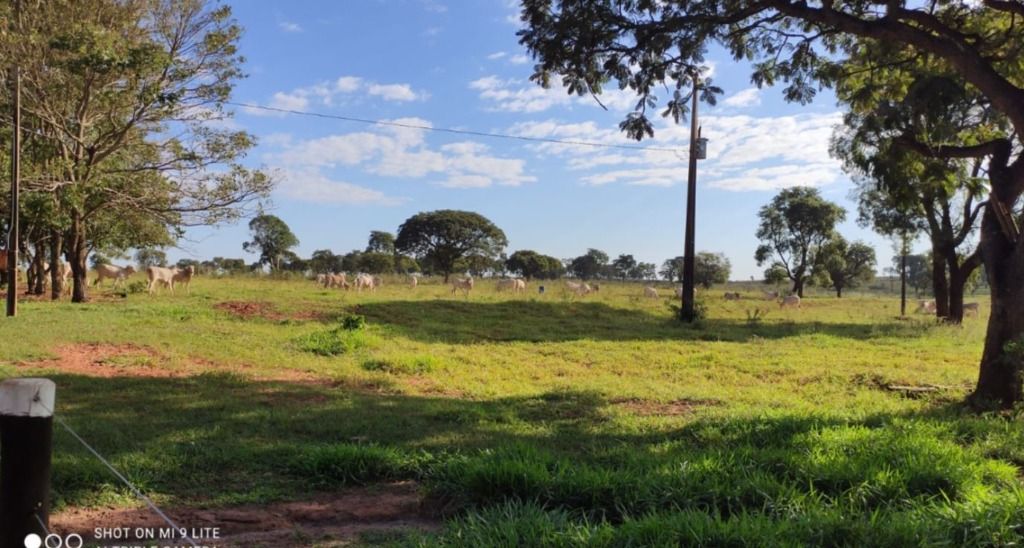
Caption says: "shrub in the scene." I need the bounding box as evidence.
[341,313,366,331]
[362,355,441,375]
[296,328,374,356]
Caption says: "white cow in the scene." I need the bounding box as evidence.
[566,281,592,296]
[675,286,684,298]
[512,278,526,293]
[94,264,136,289]
[316,273,327,286]
[410,276,418,288]
[48,261,72,295]
[354,273,374,292]
[964,302,980,317]
[643,286,659,298]
[146,266,177,294]
[763,290,780,301]
[915,299,937,314]
[779,294,801,309]
[451,276,474,298]
[325,273,349,289]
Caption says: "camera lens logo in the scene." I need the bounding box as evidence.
[24,534,82,548]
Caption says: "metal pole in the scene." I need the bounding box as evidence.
[0,378,55,548]
[6,63,20,318]
[681,70,699,322]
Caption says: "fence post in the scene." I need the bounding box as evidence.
[0,378,55,548]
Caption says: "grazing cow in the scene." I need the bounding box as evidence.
[325,273,349,289]
[354,273,374,292]
[915,299,937,314]
[451,276,474,298]
[94,264,136,289]
[964,302,980,317]
[724,292,741,300]
[316,273,327,286]
[410,276,418,288]
[146,266,177,294]
[643,286,659,298]
[512,278,527,293]
[566,281,593,296]
[172,265,196,294]
[779,294,801,309]
[763,290,780,301]
[495,279,515,292]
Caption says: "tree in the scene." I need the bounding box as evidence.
[660,256,685,283]
[176,258,201,274]
[516,0,1024,408]
[902,254,933,297]
[754,188,845,297]
[309,249,343,275]
[395,210,507,282]
[359,252,395,275]
[366,231,396,254]
[340,251,363,274]
[135,249,168,270]
[694,252,731,289]
[631,262,657,281]
[814,238,877,297]
[243,215,299,272]
[507,250,564,280]
[2,0,271,302]
[831,70,989,322]
[611,254,637,280]
[569,248,609,280]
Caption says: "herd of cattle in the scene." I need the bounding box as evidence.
[0,252,196,296]
[309,271,813,309]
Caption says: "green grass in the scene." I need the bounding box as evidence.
[0,275,1019,545]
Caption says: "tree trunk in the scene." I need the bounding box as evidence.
[443,271,450,283]
[792,277,805,298]
[970,204,1024,409]
[948,269,966,324]
[900,252,907,317]
[836,286,843,298]
[68,213,89,303]
[30,242,45,295]
[49,230,62,300]
[930,249,950,319]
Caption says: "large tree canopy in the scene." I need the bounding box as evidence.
[814,237,877,298]
[395,210,507,282]
[243,215,299,272]
[517,0,1024,407]
[0,0,271,301]
[755,187,845,298]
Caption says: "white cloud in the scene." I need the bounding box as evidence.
[470,75,646,114]
[506,112,843,192]
[487,51,507,60]
[264,124,535,195]
[509,54,530,65]
[334,76,362,93]
[279,21,302,33]
[722,88,761,108]
[367,83,424,102]
[250,77,427,114]
[269,91,308,111]
[277,169,405,206]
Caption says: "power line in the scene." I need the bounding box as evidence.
[225,101,684,153]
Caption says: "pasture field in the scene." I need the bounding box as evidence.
[1,276,1022,546]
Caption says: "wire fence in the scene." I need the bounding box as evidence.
[31,391,198,548]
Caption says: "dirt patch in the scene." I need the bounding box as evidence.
[50,481,438,547]
[16,343,190,378]
[214,300,328,322]
[610,397,718,416]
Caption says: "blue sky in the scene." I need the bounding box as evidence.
[177,0,920,279]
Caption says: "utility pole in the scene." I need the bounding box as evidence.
[6,63,20,317]
[681,69,700,322]
[899,235,908,317]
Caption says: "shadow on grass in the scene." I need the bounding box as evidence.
[37,371,1009,518]
[353,299,939,343]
